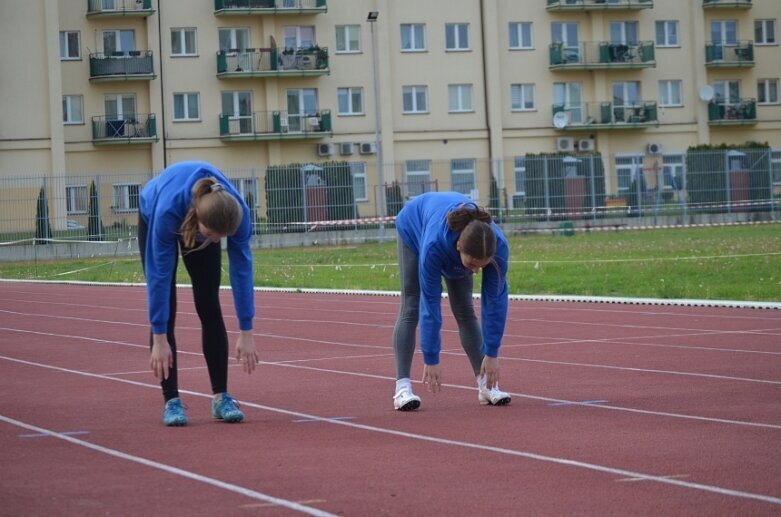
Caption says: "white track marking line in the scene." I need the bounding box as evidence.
[0,414,336,517]
[1,355,780,507]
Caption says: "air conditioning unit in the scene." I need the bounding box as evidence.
[339,142,354,156]
[555,137,574,152]
[317,143,334,157]
[359,142,377,155]
[578,139,595,152]
[647,142,662,155]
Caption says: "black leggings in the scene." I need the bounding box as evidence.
[138,216,229,402]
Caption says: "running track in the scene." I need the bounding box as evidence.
[0,281,779,516]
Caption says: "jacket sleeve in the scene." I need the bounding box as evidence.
[226,205,255,331]
[146,211,180,334]
[480,244,509,358]
[418,248,444,365]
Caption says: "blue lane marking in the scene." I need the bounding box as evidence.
[292,416,356,423]
[547,400,608,407]
[19,431,90,438]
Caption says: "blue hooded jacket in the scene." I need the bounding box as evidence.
[395,192,509,365]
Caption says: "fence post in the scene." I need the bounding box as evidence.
[543,158,550,222]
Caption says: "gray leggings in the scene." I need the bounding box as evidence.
[392,238,484,380]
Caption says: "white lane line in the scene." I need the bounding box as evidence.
[1,356,780,507]
[0,414,336,517]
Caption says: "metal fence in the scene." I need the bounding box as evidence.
[1,149,779,250]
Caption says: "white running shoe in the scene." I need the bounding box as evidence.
[393,385,421,411]
[478,385,512,406]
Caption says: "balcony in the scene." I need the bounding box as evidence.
[86,0,155,18]
[89,51,156,81]
[219,109,332,141]
[702,0,752,9]
[91,114,158,144]
[550,41,655,70]
[214,0,327,15]
[217,46,329,78]
[708,99,757,125]
[546,0,653,11]
[705,41,754,67]
[552,101,659,130]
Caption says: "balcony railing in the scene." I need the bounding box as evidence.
[219,109,332,140]
[708,99,757,125]
[91,114,157,143]
[705,41,754,67]
[89,51,155,81]
[546,0,653,10]
[552,101,659,129]
[549,41,655,70]
[702,0,752,9]
[214,0,327,15]
[216,46,329,77]
[86,0,154,17]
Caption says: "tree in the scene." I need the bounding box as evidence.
[35,186,53,244]
[88,181,104,241]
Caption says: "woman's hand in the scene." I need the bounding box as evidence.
[235,330,259,374]
[422,363,443,393]
[480,356,500,389]
[150,333,173,380]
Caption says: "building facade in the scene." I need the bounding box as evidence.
[0,0,779,232]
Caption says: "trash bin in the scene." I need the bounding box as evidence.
[559,221,574,237]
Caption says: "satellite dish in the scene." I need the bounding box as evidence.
[698,85,715,102]
[553,111,569,129]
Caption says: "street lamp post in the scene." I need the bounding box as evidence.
[367,11,386,240]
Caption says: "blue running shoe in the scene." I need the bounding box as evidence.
[162,398,188,427]
[211,393,244,423]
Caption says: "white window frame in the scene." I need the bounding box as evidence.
[60,31,80,60]
[658,80,682,107]
[445,23,470,51]
[173,92,200,121]
[662,154,686,191]
[66,185,88,214]
[351,162,368,202]
[335,25,360,53]
[218,27,250,52]
[553,82,583,123]
[284,25,315,49]
[711,20,738,45]
[754,19,777,45]
[757,79,779,105]
[404,160,432,197]
[615,155,644,193]
[62,95,84,124]
[337,87,364,116]
[714,79,741,105]
[450,159,476,195]
[655,20,679,47]
[102,29,135,55]
[112,183,141,213]
[171,27,197,56]
[401,24,426,52]
[509,22,533,50]
[448,84,473,113]
[610,21,639,45]
[232,177,259,209]
[511,84,535,111]
[402,85,428,114]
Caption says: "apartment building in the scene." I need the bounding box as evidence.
[0,0,779,232]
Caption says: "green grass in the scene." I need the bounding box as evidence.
[1,224,779,302]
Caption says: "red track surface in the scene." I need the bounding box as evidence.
[0,282,779,516]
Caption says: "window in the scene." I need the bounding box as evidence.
[113,183,140,213]
[655,21,679,47]
[771,150,781,185]
[405,160,431,197]
[337,87,364,115]
[612,81,641,122]
[171,28,197,56]
[711,20,738,45]
[610,21,639,44]
[448,84,473,112]
[62,95,84,124]
[509,22,532,49]
[173,93,200,121]
[221,90,253,134]
[658,80,682,107]
[403,86,428,113]
[615,155,643,193]
[218,28,250,52]
[446,23,469,51]
[284,26,315,49]
[335,25,360,53]
[66,185,88,214]
[714,80,741,104]
[513,157,526,203]
[286,88,318,132]
[451,159,476,195]
[662,155,685,191]
[232,178,259,209]
[755,20,777,45]
[758,79,779,104]
[103,29,135,55]
[553,82,582,123]
[551,22,579,62]
[401,24,426,51]
[59,31,80,59]
[351,162,368,201]
[511,84,535,111]
[104,94,136,121]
